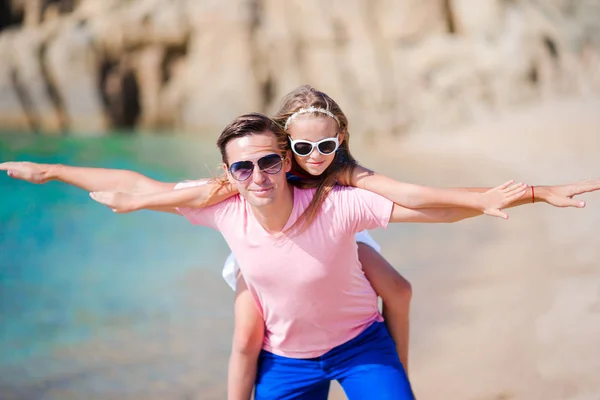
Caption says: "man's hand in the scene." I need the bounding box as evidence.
[89,191,140,213]
[0,161,54,184]
[480,180,528,219]
[538,179,600,208]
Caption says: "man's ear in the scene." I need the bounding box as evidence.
[284,150,292,173]
[223,163,236,185]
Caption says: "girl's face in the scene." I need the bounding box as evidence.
[286,115,344,176]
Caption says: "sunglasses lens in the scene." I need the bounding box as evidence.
[318,139,338,154]
[230,161,253,181]
[293,142,313,156]
[257,154,283,174]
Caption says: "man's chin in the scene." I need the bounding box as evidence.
[248,196,274,208]
[251,187,274,197]
[247,190,275,206]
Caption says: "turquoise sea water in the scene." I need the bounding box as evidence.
[0,133,232,370]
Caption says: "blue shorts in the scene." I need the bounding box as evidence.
[255,321,415,400]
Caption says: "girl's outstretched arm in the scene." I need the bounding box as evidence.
[350,165,526,219]
[90,181,239,213]
[351,165,599,217]
[0,161,174,193]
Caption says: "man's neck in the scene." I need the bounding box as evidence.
[251,185,295,234]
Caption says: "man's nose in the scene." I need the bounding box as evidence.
[252,165,267,184]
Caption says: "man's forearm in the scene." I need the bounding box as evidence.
[47,164,174,193]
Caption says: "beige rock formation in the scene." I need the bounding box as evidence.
[0,0,598,136]
[45,19,106,133]
[0,33,31,131]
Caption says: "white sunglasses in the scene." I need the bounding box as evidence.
[288,135,340,157]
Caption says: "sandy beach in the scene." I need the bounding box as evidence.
[1,96,599,400]
[328,96,600,399]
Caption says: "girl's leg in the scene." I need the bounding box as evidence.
[228,273,265,400]
[357,243,412,373]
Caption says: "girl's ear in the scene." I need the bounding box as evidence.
[338,130,346,145]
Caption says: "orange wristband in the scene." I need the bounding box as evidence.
[531,186,535,203]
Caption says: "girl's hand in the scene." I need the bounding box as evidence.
[480,180,528,219]
[0,161,54,184]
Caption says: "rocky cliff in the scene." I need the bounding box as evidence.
[1,0,599,136]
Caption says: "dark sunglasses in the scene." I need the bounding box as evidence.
[228,153,284,181]
[289,135,340,157]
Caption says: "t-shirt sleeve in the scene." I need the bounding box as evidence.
[333,186,394,233]
[174,180,232,229]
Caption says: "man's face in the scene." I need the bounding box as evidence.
[223,131,292,209]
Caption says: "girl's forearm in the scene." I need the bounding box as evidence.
[48,164,174,193]
[354,169,488,210]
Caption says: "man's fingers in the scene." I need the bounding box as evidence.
[580,181,600,193]
[566,181,600,197]
[6,170,23,179]
[486,209,509,219]
[569,199,586,208]
[553,198,586,208]
[0,162,18,170]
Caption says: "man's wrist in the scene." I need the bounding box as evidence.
[533,185,550,203]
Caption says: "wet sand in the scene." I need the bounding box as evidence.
[2,97,599,399]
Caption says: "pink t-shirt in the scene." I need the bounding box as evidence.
[177,184,393,358]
